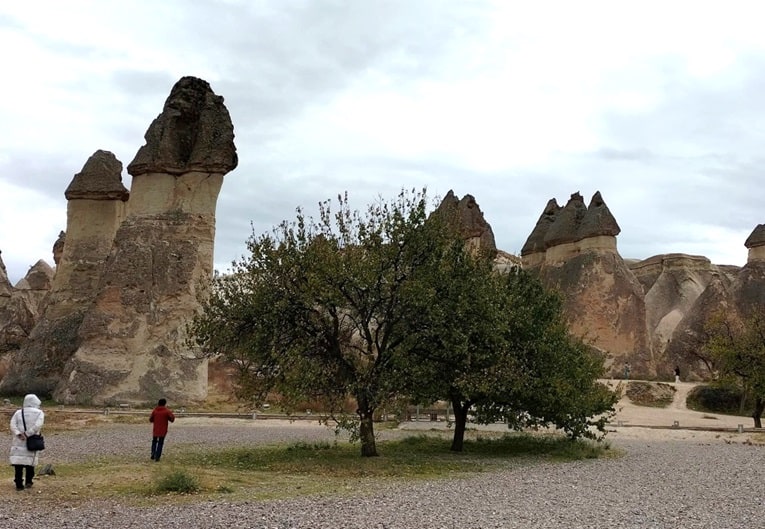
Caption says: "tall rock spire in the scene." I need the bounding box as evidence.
[54,76,238,404]
[0,150,129,396]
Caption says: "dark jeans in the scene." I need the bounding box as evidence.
[13,464,34,489]
[151,436,166,461]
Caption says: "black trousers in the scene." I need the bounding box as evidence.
[13,464,34,488]
[151,436,166,460]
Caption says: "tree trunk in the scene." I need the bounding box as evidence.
[450,397,471,452]
[753,396,764,429]
[356,395,378,457]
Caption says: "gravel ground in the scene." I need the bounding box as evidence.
[1,418,763,528]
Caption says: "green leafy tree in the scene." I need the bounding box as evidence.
[704,310,765,428]
[192,189,441,457]
[399,242,616,451]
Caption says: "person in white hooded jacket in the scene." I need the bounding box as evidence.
[9,394,44,490]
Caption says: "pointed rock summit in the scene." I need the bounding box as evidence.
[521,198,560,257]
[578,191,620,240]
[543,192,587,248]
[434,190,496,254]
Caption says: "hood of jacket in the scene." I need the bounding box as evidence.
[23,394,41,409]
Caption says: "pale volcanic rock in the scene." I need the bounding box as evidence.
[15,260,54,291]
[665,273,734,378]
[538,251,652,377]
[55,76,237,405]
[526,191,651,376]
[0,152,129,396]
[0,258,52,355]
[629,253,725,366]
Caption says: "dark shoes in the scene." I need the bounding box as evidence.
[25,482,33,489]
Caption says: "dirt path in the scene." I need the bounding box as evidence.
[671,381,694,410]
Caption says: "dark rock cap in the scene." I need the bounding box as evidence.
[543,192,587,248]
[577,191,621,240]
[434,190,497,252]
[128,76,238,176]
[745,224,765,249]
[521,198,561,256]
[64,150,129,201]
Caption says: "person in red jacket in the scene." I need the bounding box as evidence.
[149,398,175,462]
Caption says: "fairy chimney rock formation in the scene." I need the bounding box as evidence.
[0,151,129,396]
[435,190,497,255]
[55,76,238,405]
[522,191,651,376]
[576,191,621,252]
[523,191,620,267]
[54,150,129,301]
[745,224,765,262]
[520,198,560,268]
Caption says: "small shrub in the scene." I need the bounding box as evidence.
[687,385,753,415]
[155,469,200,494]
[286,441,332,451]
[625,381,675,407]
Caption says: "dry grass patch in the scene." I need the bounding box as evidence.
[0,433,611,506]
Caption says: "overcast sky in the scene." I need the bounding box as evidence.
[1,1,763,284]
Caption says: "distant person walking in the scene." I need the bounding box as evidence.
[149,398,175,462]
[674,366,681,384]
[624,362,631,381]
[9,394,44,490]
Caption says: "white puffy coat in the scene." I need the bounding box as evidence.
[9,394,44,467]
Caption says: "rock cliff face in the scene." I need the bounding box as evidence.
[0,256,53,355]
[661,225,764,380]
[629,253,738,376]
[0,76,237,404]
[522,192,651,376]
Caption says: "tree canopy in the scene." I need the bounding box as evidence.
[191,188,616,456]
[704,309,765,427]
[398,238,616,450]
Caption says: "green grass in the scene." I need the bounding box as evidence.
[155,469,200,493]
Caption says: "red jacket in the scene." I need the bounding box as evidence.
[149,405,175,437]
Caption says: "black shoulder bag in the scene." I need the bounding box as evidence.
[21,409,45,451]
